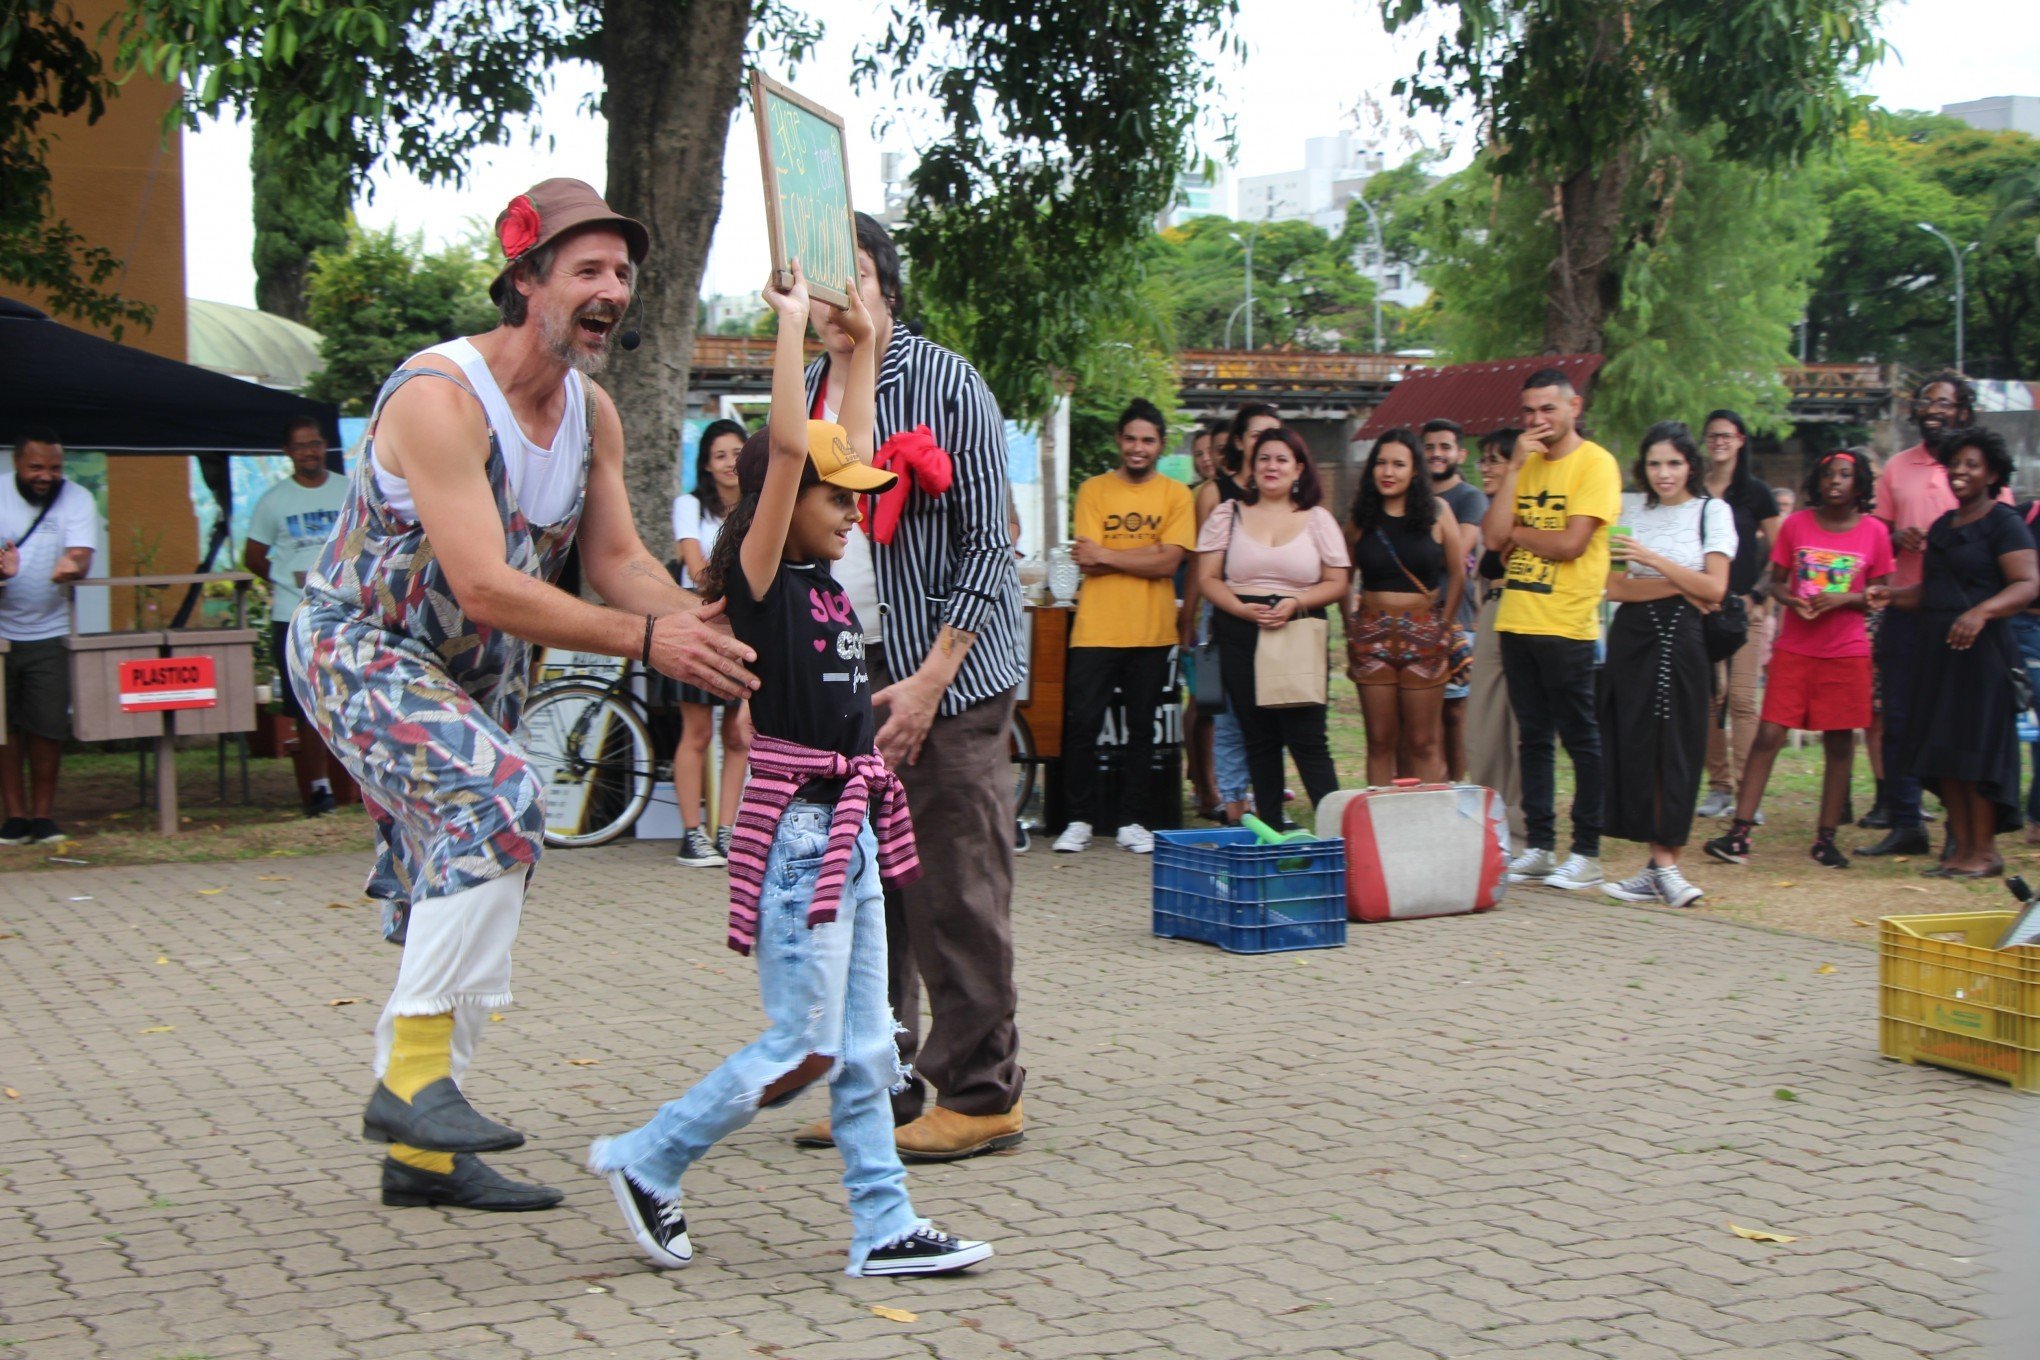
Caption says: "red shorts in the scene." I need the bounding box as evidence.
[1762,649,1872,732]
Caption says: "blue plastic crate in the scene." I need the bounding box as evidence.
[1151,828,1346,953]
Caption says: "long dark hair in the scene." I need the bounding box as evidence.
[1801,447,1876,514]
[696,492,760,604]
[1636,421,1705,507]
[1350,427,1435,535]
[1222,402,1282,476]
[692,418,746,521]
[1240,427,1323,510]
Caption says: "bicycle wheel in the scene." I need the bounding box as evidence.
[522,681,656,848]
[1008,710,1039,822]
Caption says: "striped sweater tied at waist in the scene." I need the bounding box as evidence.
[725,735,920,956]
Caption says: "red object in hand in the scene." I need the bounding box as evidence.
[867,425,954,545]
[497,195,542,260]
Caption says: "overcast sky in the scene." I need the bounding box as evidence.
[180,0,2040,309]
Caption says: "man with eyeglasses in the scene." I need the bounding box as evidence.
[245,416,350,816]
[1860,373,2000,857]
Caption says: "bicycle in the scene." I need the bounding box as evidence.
[525,654,1042,849]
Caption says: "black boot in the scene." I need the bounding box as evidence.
[1857,780,1890,829]
[381,1154,562,1211]
[363,1078,524,1153]
[1857,825,1931,857]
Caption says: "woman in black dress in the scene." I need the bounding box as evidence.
[1870,427,2039,877]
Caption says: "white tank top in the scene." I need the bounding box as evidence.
[372,339,588,526]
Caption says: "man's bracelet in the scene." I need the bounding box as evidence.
[642,614,655,667]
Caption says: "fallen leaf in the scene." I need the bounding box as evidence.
[258,874,293,882]
[0,932,18,940]
[567,1058,602,1067]
[324,902,351,910]
[68,896,93,902]
[1896,885,1930,894]
[1774,1088,1799,1102]
[870,1306,918,1323]
[196,889,223,896]
[1851,918,1874,927]
[3,1087,18,1099]
[1895,856,1913,863]
[1771,880,1797,888]
[155,956,169,965]
[1728,1221,1799,1244]
[139,1025,174,1034]
[1815,964,1836,975]
[584,1285,607,1294]
[327,997,366,1007]
[488,1013,504,1023]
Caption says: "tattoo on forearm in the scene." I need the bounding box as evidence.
[938,625,977,656]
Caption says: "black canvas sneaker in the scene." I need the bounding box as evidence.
[861,1225,993,1276]
[674,828,726,868]
[604,1169,693,1269]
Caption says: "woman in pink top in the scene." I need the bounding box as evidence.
[1195,428,1353,825]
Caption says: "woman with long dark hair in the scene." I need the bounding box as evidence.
[669,418,753,866]
[1345,427,1464,785]
[1598,421,1735,908]
[1195,427,1351,824]
[1872,427,2039,877]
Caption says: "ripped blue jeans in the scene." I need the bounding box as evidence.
[590,804,920,1273]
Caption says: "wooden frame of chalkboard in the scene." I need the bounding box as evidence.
[751,72,857,311]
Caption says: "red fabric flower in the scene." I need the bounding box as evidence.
[497,195,542,261]
[867,425,953,545]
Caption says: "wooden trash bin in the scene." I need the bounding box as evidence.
[162,628,259,736]
[65,632,170,742]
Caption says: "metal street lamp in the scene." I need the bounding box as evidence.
[1917,221,1975,374]
[1222,300,1251,350]
[1353,190,1386,353]
[1227,224,1262,350]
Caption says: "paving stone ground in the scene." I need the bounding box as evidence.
[0,839,2029,1359]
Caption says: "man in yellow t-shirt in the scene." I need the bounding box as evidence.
[1054,399,1194,855]
[1480,368,1621,892]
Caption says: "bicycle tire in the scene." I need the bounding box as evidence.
[1008,711,1038,820]
[522,680,656,848]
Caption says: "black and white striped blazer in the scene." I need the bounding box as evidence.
[805,328,1025,715]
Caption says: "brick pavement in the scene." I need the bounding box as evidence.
[0,840,2027,1359]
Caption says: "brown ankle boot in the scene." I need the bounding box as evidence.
[893,1101,1024,1162]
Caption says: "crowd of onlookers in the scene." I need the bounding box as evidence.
[1028,368,2038,908]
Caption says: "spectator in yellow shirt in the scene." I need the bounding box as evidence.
[1054,400,1195,854]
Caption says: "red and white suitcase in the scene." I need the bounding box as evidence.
[1314,780,1509,922]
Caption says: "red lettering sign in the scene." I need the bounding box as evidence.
[118,656,219,712]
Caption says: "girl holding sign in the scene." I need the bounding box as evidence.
[588,262,994,1278]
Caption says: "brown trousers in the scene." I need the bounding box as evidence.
[873,649,1024,1120]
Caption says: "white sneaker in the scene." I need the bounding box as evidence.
[1544,854,1604,891]
[1696,790,1734,819]
[1115,823,1155,854]
[1506,847,1558,882]
[1053,822,1093,853]
[1603,866,1661,903]
[1653,864,1704,909]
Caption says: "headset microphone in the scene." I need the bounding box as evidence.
[618,291,642,351]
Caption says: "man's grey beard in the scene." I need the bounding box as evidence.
[539,307,612,376]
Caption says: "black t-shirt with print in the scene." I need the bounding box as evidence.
[726,558,874,759]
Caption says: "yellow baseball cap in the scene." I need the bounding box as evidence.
[737,421,898,495]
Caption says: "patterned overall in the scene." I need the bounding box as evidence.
[286,366,589,906]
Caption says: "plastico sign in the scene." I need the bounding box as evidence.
[118,656,219,712]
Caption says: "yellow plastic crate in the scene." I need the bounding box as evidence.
[1879,912,2040,1093]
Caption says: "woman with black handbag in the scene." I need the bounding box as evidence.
[1598,422,1736,908]
[1871,427,2039,878]
[1195,428,1351,827]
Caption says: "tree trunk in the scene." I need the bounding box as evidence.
[250,101,350,323]
[601,0,753,563]
[1541,149,1634,356]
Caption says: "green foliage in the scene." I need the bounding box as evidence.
[301,224,498,414]
[251,104,352,322]
[1416,127,1822,451]
[1064,261,1184,487]
[1805,115,2040,376]
[1147,216,1377,351]
[1383,0,1885,185]
[866,0,1241,421]
[1,0,154,333]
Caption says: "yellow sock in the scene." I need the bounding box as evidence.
[384,1012,454,1101]
[388,1143,455,1175]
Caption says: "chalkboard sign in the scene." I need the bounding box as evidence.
[751,72,857,311]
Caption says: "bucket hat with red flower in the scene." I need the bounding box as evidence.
[488,178,651,305]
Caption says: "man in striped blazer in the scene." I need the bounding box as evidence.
[790,213,1029,1161]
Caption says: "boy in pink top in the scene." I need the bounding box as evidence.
[1707,450,1892,870]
